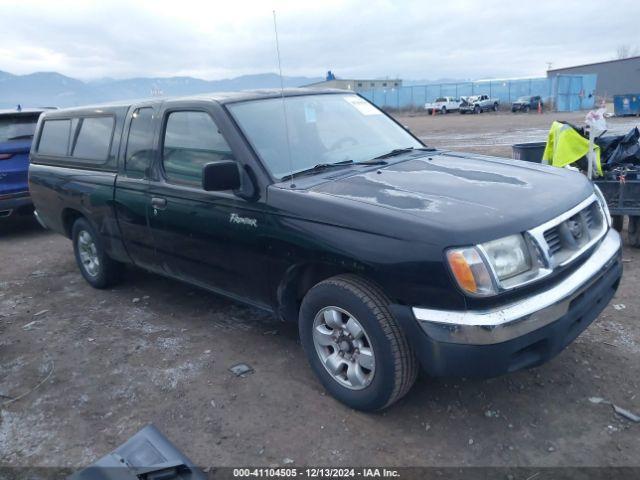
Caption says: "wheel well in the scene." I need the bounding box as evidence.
[277,263,354,323]
[61,208,84,238]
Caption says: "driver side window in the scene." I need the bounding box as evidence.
[162,111,234,187]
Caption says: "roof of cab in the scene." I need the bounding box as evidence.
[38,88,352,118]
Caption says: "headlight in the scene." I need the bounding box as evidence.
[593,184,612,227]
[480,234,531,280]
[446,234,534,297]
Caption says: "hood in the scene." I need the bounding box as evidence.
[309,151,594,245]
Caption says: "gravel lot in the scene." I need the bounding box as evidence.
[1,111,639,469]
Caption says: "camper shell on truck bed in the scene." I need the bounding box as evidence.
[29,89,622,411]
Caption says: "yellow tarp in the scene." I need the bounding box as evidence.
[542,121,602,176]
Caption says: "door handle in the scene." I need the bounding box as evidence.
[151,197,167,210]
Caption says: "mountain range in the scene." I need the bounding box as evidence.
[0,71,324,109]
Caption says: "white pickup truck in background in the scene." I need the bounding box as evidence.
[424,97,461,114]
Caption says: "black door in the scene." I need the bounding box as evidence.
[146,108,270,308]
[113,105,162,272]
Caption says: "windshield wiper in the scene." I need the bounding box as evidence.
[284,160,355,179]
[285,158,389,180]
[372,146,435,160]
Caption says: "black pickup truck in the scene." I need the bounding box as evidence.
[29,89,622,411]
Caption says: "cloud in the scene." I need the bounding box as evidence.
[1,0,638,80]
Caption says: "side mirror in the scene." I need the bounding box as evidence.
[202,161,241,191]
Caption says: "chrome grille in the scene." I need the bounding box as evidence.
[536,198,606,268]
[543,226,562,255]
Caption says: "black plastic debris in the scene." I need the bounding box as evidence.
[598,127,640,167]
[69,424,207,480]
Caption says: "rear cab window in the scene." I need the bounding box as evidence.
[125,107,155,178]
[38,119,72,156]
[37,115,115,163]
[72,116,114,161]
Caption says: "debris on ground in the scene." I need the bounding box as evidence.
[22,320,41,331]
[33,309,49,316]
[229,363,254,377]
[2,360,55,406]
[283,458,294,465]
[613,405,640,423]
[613,304,626,311]
[132,297,140,303]
[588,397,640,422]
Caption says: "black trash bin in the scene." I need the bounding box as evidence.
[512,142,546,163]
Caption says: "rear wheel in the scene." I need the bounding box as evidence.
[441,106,447,114]
[493,103,499,112]
[299,274,418,411]
[474,105,481,114]
[628,216,640,247]
[72,217,123,288]
[612,215,624,233]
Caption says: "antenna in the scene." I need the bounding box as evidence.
[272,10,295,188]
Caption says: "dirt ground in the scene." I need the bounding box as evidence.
[399,108,640,158]
[1,111,639,470]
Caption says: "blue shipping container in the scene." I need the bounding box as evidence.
[614,94,640,116]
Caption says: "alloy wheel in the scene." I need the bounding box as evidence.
[312,306,375,390]
[77,230,100,277]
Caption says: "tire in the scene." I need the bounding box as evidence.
[299,274,418,411]
[72,217,123,288]
[441,107,447,114]
[524,105,530,113]
[628,216,640,247]
[493,103,499,112]
[612,215,624,233]
[474,105,481,114]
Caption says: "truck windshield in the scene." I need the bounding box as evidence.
[0,114,40,143]
[228,94,422,180]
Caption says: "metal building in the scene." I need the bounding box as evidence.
[547,56,640,100]
[305,78,402,93]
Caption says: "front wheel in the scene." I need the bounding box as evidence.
[441,107,447,114]
[299,275,418,411]
[474,105,481,114]
[628,216,640,247]
[72,217,123,288]
[493,103,499,112]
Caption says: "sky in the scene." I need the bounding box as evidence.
[0,0,639,81]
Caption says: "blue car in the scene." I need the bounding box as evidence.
[0,108,48,218]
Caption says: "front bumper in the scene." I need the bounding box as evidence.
[0,191,32,217]
[391,229,623,377]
